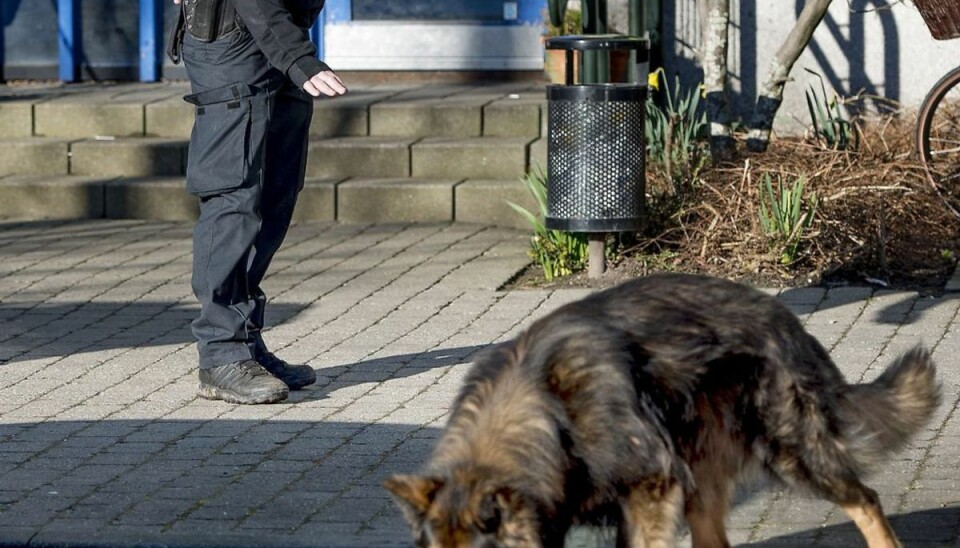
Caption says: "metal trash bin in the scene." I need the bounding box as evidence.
[544,35,649,234]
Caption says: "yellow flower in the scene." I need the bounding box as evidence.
[648,70,660,90]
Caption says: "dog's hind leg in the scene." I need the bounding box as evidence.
[838,487,902,548]
[775,464,902,547]
[683,468,733,548]
[617,480,684,548]
[783,462,902,548]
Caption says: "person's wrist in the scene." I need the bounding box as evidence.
[288,57,331,89]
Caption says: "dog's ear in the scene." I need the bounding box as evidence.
[476,489,505,533]
[384,474,444,522]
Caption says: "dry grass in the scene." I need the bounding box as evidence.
[511,113,960,291]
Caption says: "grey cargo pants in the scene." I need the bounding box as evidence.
[182,29,313,370]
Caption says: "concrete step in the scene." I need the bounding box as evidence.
[455,178,538,230]
[145,96,195,138]
[0,138,72,176]
[0,175,111,219]
[34,84,182,138]
[0,83,550,227]
[306,137,415,179]
[0,100,33,137]
[337,177,459,223]
[1,82,547,140]
[0,175,537,229]
[412,137,534,179]
[309,89,402,138]
[482,95,545,138]
[104,177,198,221]
[2,134,542,189]
[70,138,188,177]
[293,178,341,223]
[0,137,188,177]
[370,97,485,138]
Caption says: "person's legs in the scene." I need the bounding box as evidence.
[247,85,312,341]
[247,86,317,389]
[182,29,289,402]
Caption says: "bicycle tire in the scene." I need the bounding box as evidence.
[916,65,960,188]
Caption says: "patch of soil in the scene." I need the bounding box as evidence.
[505,117,960,293]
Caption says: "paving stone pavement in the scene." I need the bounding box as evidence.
[0,219,958,548]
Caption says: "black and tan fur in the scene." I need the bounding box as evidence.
[385,273,941,548]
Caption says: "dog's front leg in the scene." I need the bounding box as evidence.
[617,480,683,548]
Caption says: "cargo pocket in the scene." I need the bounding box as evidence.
[184,82,266,197]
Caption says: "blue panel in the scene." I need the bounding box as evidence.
[57,0,79,82]
[139,0,162,82]
[310,9,325,60]
[325,0,351,23]
[519,0,547,25]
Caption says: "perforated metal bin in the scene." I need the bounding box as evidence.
[544,35,649,233]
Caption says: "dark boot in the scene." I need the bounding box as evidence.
[198,359,289,404]
[256,351,317,390]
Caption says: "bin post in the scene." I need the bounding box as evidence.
[544,35,650,278]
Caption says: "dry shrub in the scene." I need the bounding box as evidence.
[630,112,960,289]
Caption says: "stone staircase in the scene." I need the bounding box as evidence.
[0,81,551,228]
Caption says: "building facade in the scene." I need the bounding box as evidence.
[0,0,550,81]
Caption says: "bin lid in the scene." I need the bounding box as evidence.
[545,34,649,52]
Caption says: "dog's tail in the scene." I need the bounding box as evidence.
[840,346,941,469]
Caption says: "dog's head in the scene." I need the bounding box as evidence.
[384,469,544,547]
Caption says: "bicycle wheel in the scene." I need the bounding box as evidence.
[917,65,960,189]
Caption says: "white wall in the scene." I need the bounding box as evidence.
[663,0,960,135]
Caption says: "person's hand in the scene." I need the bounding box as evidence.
[173,0,180,3]
[303,71,348,97]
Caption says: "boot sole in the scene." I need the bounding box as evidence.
[283,373,317,391]
[198,384,288,404]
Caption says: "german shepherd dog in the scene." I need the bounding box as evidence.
[385,273,940,548]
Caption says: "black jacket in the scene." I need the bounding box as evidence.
[232,0,331,88]
[170,0,331,89]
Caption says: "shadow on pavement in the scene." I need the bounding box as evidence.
[742,506,960,546]
[779,285,960,327]
[0,419,440,547]
[1,418,956,546]
[0,301,309,364]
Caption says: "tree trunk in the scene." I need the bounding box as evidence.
[746,0,833,152]
[699,0,735,162]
